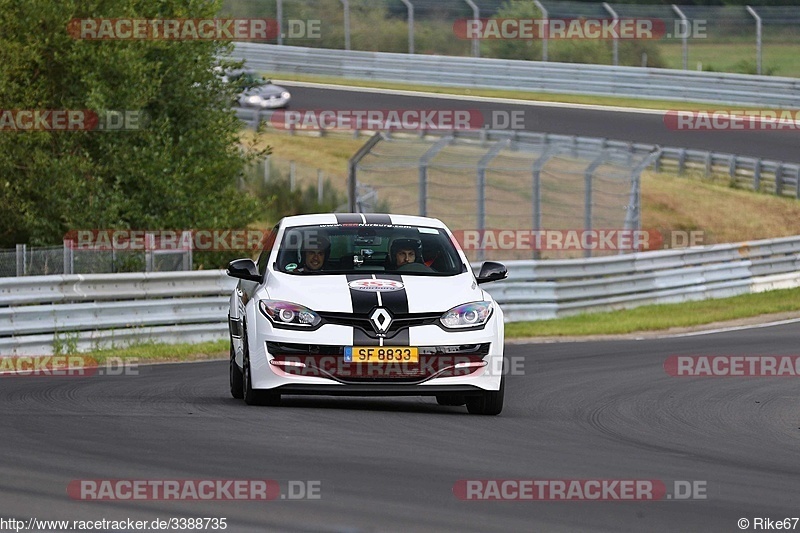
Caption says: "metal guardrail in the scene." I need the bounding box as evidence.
[3,235,800,354]
[232,43,800,108]
[0,272,236,355]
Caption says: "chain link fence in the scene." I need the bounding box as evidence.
[0,243,192,278]
[349,130,659,261]
[221,0,800,76]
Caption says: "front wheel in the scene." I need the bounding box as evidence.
[465,375,504,416]
[243,350,280,407]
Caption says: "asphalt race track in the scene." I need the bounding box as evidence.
[280,84,800,163]
[3,322,799,532]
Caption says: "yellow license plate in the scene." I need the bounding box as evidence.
[345,346,419,363]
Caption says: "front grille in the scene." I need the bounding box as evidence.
[267,342,491,383]
[317,311,441,339]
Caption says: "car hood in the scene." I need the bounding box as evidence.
[264,272,484,314]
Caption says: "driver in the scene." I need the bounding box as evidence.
[298,233,330,272]
[389,238,428,271]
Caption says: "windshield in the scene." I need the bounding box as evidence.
[274,223,466,276]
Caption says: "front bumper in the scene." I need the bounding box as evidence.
[246,319,504,394]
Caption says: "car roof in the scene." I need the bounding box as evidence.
[279,213,449,229]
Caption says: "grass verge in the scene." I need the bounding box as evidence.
[85,339,228,364]
[506,287,800,338]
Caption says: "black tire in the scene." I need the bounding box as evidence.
[436,394,466,406]
[230,342,244,399]
[465,375,504,416]
[242,331,280,406]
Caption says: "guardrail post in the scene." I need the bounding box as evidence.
[704,152,712,177]
[746,6,762,75]
[464,0,480,58]
[672,5,689,70]
[677,148,686,174]
[602,3,619,66]
[534,0,548,61]
[16,244,25,276]
[400,0,414,54]
[729,155,737,179]
[775,163,783,196]
[795,167,800,199]
[753,159,762,192]
[290,161,296,191]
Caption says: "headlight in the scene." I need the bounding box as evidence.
[440,301,493,329]
[246,95,262,104]
[259,300,321,328]
[281,91,291,99]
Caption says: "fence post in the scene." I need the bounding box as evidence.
[348,133,383,212]
[317,169,324,204]
[672,5,689,70]
[63,239,73,275]
[746,6,762,75]
[418,136,454,217]
[476,139,510,261]
[340,0,351,51]
[534,0,548,61]
[276,0,283,46]
[603,3,619,66]
[464,0,480,58]
[400,0,414,54]
[584,155,606,258]
[145,233,154,272]
[16,244,25,277]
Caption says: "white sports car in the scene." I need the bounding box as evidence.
[226,214,508,415]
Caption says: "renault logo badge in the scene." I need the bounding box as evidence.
[369,308,392,333]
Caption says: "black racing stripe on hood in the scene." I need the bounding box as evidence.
[335,214,363,224]
[377,274,410,346]
[364,214,391,224]
[346,274,379,346]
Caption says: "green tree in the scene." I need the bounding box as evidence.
[0,0,262,248]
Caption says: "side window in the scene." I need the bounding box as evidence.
[257,226,279,277]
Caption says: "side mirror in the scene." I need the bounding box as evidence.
[226,258,261,282]
[476,261,507,284]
